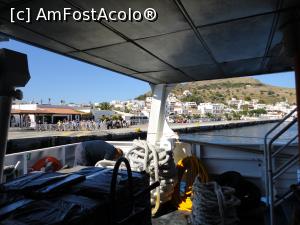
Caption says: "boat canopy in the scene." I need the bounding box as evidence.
[0,0,299,84]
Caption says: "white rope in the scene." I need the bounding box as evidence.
[191,179,240,225]
[126,139,176,215]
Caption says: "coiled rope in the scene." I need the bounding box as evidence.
[173,156,209,212]
[191,178,240,225]
[126,140,176,215]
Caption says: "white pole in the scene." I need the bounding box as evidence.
[147,84,169,145]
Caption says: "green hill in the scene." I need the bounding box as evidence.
[136,77,296,105]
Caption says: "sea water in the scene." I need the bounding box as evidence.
[180,122,298,145]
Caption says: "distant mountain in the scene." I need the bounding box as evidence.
[135,77,296,105]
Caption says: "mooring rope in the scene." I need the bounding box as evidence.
[126,139,176,215]
[173,156,209,212]
[191,179,240,225]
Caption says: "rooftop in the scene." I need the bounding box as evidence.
[11,107,85,115]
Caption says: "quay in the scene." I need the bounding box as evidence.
[7,119,278,154]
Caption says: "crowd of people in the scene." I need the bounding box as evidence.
[36,119,129,131]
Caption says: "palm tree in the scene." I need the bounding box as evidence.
[99,102,112,110]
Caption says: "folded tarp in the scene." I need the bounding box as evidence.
[0,166,152,225]
[0,172,85,198]
[1,195,103,225]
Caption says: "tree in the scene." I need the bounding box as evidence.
[241,105,249,111]
[244,96,251,101]
[99,102,112,110]
[248,109,267,117]
[232,111,241,120]
[100,115,108,121]
[192,114,201,119]
[224,113,232,121]
[205,112,214,118]
[111,114,120,120]
[268,90,275,96]
[124,106,131,113]
[135,92,151,100]
[185,114,191,120]
[181,95,203,104]
[240,110,248,116]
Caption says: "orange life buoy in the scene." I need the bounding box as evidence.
[31,156,62,172]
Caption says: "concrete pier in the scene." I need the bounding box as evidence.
[7,119,278,154]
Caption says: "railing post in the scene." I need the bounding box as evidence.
[295,53,300,160]
[294,50,300,190]
[191,143,196,156]
[268,143,274,225]
[196,144,202,159]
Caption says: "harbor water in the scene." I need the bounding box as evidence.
[180,122,298,145]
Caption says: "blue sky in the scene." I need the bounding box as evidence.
[0,39,295,104]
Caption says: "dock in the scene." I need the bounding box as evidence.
[7,119,277,154]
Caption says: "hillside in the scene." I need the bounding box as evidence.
[136,77,296,105]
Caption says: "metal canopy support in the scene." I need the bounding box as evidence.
[262,11,300,225]
[0,94,13,181]
[295,54,300,156]
[0,49,30,182]
[147,84,170,145]
[281,10,300,157]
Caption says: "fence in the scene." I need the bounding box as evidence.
[34,120,129,131]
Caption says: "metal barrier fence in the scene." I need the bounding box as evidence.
[35,121,129,131]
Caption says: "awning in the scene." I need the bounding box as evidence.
[11,108,85,115]
[0,0,298,84]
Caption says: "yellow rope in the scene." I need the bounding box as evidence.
[173,156,209,212]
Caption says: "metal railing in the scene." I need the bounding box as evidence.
[179,138,264,155]
[264,108,298,225]
[4,140,135,179]
[179,138,270,181]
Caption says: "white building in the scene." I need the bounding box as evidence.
[91,109,117,121]
[166,95,180,114]
[126,100,145,112]
[109,100,125,110]
[198,103,225,115]
[114,111,149,125]
[183,90,192,96]
[183,102,198,109]
[145,97,153,103]
[268,101,292,114]
[253,103,267,110]
[227,98,252,110]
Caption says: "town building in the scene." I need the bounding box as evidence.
[183,90,192,96]
[11,104,84,128]
[198,103,225,115]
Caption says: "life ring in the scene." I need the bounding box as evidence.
[31,156,62,172]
